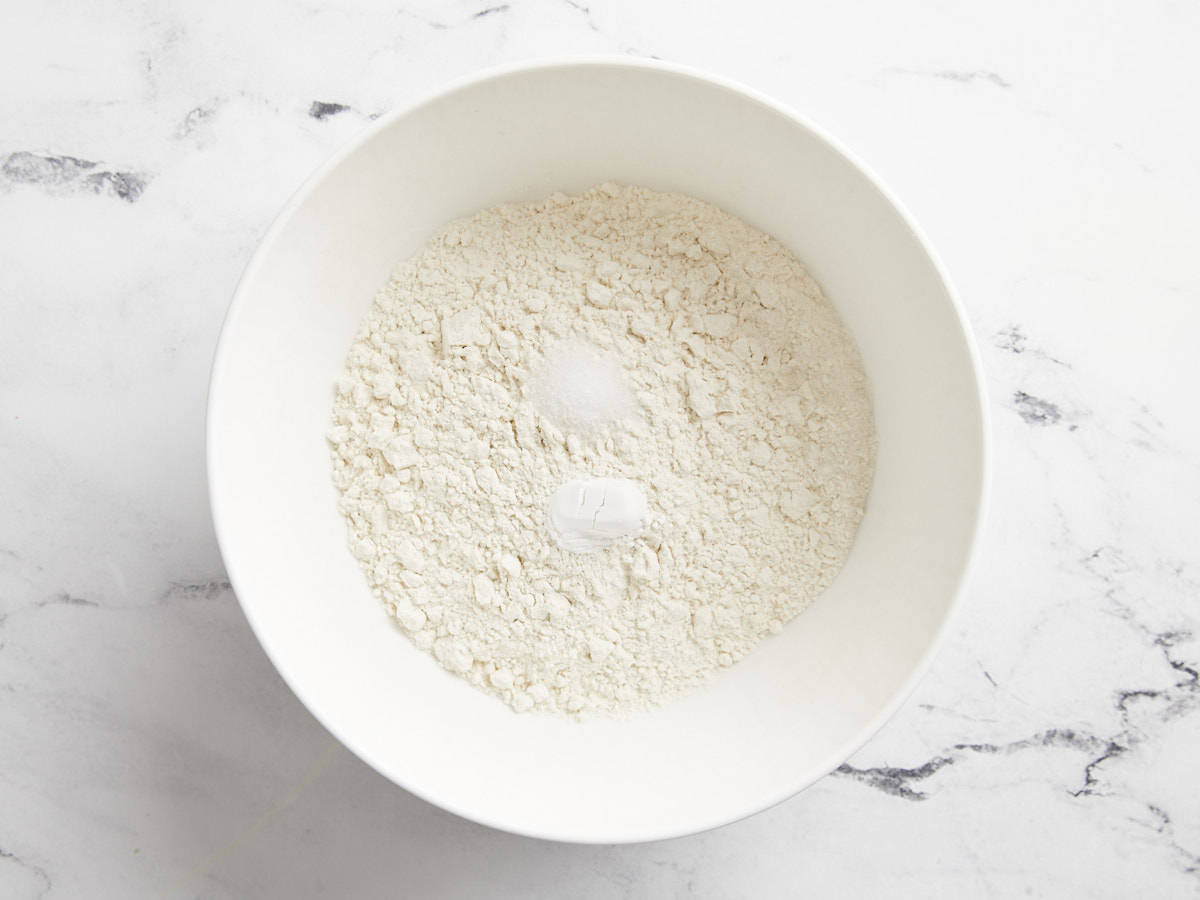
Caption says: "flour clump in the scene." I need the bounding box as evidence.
[329,183,875,716]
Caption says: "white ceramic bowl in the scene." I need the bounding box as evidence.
[207,59,987,843]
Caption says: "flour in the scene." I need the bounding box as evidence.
[328,183,875,716]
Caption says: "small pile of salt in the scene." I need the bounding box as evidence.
[530,339,637,432]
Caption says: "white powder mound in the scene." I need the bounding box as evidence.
[328,182,876,716]
[530,339,638,433]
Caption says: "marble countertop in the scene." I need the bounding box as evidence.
[3,0,1198,896]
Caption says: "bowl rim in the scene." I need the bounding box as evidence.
[206,55,991,844]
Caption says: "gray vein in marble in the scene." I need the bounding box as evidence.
[472,4,510,18]
[1011,390,1063,427]
[1143,805,1200,878]
[836,728,1144,803]
[1112,142,1156,175]
[994,325,1069,367]
[0,846,51,899]
[399,4,511,30]
[835,755,955,800]
[561,0,599,30]
[916,703,1000,726]
[1060,530,1200,873]
[309,101,352,120]
[1071,740,1127,797]
[933,70,1011,88]
[555,0,660,57]
[647,858,698,894]
[1078,543,1200,721]
[1154,631,1200,693]
[176,104,217,138]
[1,152,149,202]
[1080,545,1200,703]
[0,592,97,635]
[163,578,233,600]
[882,67,1012,88]
[992,325,1087,429]
[0,580,231,630]
[1116,688,1164,711]
[992,325,1191,453]
[957,729,1109,758]
[40,592,99,610]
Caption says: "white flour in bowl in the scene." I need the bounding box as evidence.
[328,183,875,715]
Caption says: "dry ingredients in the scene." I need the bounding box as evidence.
[328,183,875,715]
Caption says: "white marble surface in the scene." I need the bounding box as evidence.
[2,0,1199,895]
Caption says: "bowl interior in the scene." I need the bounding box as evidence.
[208,61,985,843]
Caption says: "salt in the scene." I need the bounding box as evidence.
[530,339,637,433]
